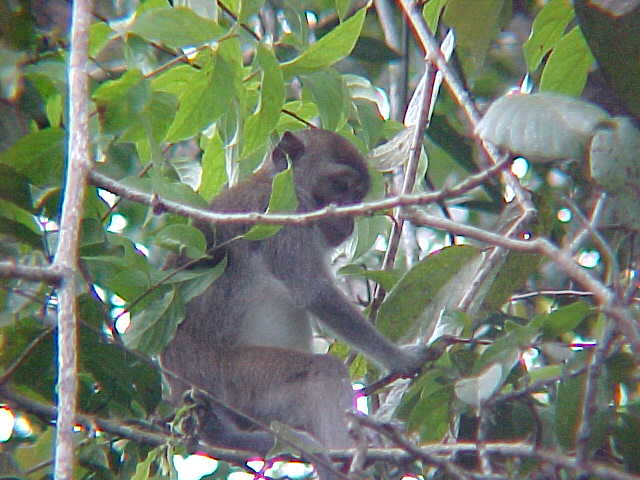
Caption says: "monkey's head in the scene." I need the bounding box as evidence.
[272,129,370,246]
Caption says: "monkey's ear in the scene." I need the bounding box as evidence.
[272,131,306,171]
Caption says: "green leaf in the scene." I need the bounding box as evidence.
[164,45,239,142]
[15,429,55,473]
[540,26,594,96]
[542,301,591,338]
[614,410,640,473]
[555,373,585,450]
[89,21,114,57]
[455,363,503,407]
[119,176,208,209]
[243,167,298,240]
[335,0,351,21]
[377,245,479,342]
[0,164,32,210]
[154,223,207,259]
[482,252,542,312]
[351,36,402,63]
[0,127,65,185]
[177,256,227,303]
[338,264,402,291]
[151,64,198,97]
[93,69,145,103]
[200,131,227,201]
[79,324,161,414]
[281,7,366,78]
[93,70,154,138]
[523,0,574,71]
[302,70,349,131]
[124,286,184,355]
[130,6,224,48]
[423,0,449,33]
[399,371,452,441]
[475,322,538,372]
[241,44,285,158]
[275,101,319,132]
[132,448,159,480]
[443,0,508,76]
[121,91,178,162]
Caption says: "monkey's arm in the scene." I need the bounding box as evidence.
[307,280,424,375]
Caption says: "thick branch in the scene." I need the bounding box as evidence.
[52,0,93,477]
[0,261,62,285]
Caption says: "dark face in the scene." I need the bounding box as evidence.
[274,129,370,246]
[275,129,369,207]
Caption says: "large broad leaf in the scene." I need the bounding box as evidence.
[154,223,207,259]
[476,92,609,161]
[398,369,452,441]
[377,245,479,342]
[301,70,349,132]
[442,0,509,77]
[523,0,575,71]
[163,43,241,142]
[575,0,640,116]
[539,25,594,96]
[130,6,224,48]
[0,127,65,186]
[455,363,503,407]
[79,325,161,415]
[541,301,591,339]
[118,176,208,209]
[281,7,366,79]
[555,372,586,450]
[124,286,184,355]
[241,44,285,159]
[199,131,227,201]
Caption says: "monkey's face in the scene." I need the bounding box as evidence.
[275,129,370,210]
[274,129,370,246]
[309,162,369,208]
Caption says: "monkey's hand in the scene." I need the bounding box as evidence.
[363,341,450,396]
[395,340,450,377]
[392,344,430,377]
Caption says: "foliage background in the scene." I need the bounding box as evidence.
[0,0,639,479]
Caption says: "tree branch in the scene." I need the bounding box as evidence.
[404,208,640,355]
[52,0,93,476]
[0,261,62,285]
[88,156,510,226]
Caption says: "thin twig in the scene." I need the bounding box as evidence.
[0,327,55,386]
[575,324,617,466]
[88,155,510,227]
[404,208,640,355]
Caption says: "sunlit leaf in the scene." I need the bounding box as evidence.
[540,26,594,96]
[281,7,366,78]
[130,6,224,48]
[523,0,574,71]
[455,363,503,407]
[378,245,479,342]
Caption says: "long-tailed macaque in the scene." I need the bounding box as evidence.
[161,129,425,477]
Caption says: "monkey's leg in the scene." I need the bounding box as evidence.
[213,347,354,478]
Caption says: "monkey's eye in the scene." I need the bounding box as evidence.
[330,178,349,195]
